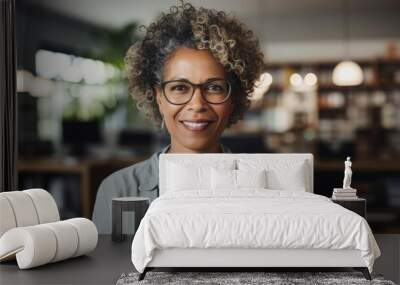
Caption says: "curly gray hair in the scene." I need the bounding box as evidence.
[125,1,265,128]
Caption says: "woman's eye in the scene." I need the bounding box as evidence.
[171,84,188,92]
[206,84,224,92]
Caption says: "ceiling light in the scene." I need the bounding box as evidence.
[304,73,318,86]
[29,77,55,97]
[290,73,302,87]
[36,49,71,80]
[16,70,34,92]
[251,72,273,101]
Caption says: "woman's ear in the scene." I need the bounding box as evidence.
[155,87,163,113]
[155,87,166,123]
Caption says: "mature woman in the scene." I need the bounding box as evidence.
[92,1,264,234]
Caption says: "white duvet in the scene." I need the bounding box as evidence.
[131,190,381,273]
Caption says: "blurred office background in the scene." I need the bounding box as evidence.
[15,0,400,233]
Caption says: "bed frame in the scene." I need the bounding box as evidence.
[138,154,372,281]
[139,248,371,280]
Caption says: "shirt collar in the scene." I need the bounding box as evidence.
[220,143,232,153]
[137,143,231,191]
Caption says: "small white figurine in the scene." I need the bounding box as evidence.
[342,157,353,189]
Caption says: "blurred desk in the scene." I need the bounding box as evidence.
[17,156,148,218]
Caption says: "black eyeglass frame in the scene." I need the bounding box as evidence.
[158,79,232,105]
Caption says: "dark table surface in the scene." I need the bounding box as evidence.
[1,234,399,284]
[0,235,133,285]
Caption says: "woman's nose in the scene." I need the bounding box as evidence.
[186,87,208,111]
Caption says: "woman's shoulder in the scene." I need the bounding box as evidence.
[107,157,150,180]
[99,143,230,193]
[104,153,158,188]
[99,146,170,194]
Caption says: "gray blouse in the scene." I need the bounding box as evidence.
[92,144,231,234]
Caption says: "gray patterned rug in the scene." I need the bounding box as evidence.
[116,271,396,285]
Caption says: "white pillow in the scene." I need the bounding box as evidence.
[237,169,267,189]
[167,162,210,191]
[237,158,307,191]
[211,168,267,190]
[211,168,236,190]
[167,160,235,192]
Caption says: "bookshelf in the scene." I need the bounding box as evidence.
[242,57,400,161]
[237,58,400,233]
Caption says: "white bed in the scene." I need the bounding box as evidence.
[131,154,380,280]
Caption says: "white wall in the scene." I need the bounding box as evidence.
[25,0,400,62]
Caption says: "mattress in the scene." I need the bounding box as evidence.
[131,190,381,273]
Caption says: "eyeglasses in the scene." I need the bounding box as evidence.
[159,79,231,105]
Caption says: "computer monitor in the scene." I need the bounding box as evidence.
[62,120,102,155]
[117,129,154,155]
[220,134,269,153]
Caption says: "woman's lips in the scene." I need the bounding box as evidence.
[180,120,213,131]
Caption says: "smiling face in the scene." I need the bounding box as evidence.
[155,47,234,153]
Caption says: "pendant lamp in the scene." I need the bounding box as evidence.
[332,60,363,86]
[332,0,363,86]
